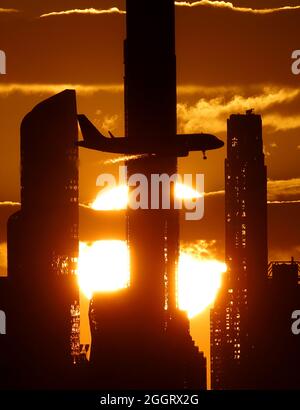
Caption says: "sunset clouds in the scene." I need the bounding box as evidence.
[177,87,300,133]
[40,7,125,18]
[267,178,300,202]
[2,83,300,135]
[0,83,123,96]
[38,2,300,19]
[205,178,300,203]
[175,1,300,14]
[0,8,18,14]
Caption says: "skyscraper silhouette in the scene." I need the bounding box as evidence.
[5,90,79,388]
[125,0,178,328]
[89,0,206,389]
[258,259,300,389]
[211,111,268,389]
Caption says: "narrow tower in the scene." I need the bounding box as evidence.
[211,111,268,389]
[125,0,178,330]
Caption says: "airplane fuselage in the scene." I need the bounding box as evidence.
[79,134,222,157]
[77,115,224,158]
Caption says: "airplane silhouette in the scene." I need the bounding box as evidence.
[77,114,224,159]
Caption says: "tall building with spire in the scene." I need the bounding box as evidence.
[211,111,268,389]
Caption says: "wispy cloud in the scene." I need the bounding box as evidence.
[0,201,20,207]
[175,1,300,14]
[263,114,300,132]
[180,239,221,260]
[38,2,300,19]
[3,82,300,135]
[205,190,224,197]
[177,86,300,133]
[40,7,126,18]
[0,83,123,96]
[1,179,299,213]
[268,178,300,201]
[99,114,119,134]
[268,200,300,204]
[178,85,243,96]
[2,83,300,135]
[205,179,300,203]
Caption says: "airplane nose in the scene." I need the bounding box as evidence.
[216,137,225,148]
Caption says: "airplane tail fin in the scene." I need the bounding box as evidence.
[77,115,107,148]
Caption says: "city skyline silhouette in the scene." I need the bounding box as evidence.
[0,0,300,393]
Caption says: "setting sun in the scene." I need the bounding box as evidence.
[90,182,203,211]
[78,241,130,299]
[91,185,129,211]
[78,240,226,318]
[178,253,225,318]
[79,185,226,317]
